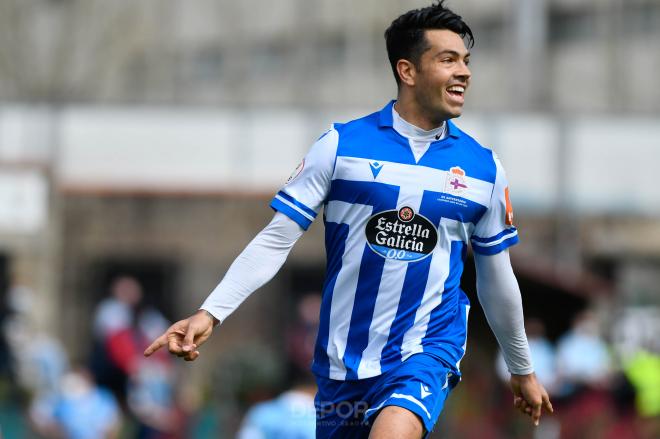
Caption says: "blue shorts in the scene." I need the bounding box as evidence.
[314,353,459,438]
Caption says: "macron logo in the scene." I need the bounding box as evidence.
[370,161,383,179]
[420,383,432,399]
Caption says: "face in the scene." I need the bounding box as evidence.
[404,29,472,123]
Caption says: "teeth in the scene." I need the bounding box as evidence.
[448,86,465,93]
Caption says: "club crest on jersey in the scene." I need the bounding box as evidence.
[444,166,468,195]
[285,159,304,184]
[365,206,438,262]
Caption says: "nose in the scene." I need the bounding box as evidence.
[455,60,471,82]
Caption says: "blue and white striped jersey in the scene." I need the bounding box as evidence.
[270,101,519,381]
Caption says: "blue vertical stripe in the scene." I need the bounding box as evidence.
[343,245,386,380]
[379,256,433,371]
[420,240,469,365]
[312,221,349,377]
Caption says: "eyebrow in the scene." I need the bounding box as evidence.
[435,50,471,58]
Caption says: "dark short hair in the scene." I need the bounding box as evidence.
[385,1,474,85]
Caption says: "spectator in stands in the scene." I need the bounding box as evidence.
[107,303,180,438]
[0,280,15,389]
[93,276,144,340]
[236,293,320,439]
[90,275,144,403]
[556,310,611,397]
[4,284,68,396]
[29,366,121,439]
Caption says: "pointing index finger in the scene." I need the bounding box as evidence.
[144,334,167,357]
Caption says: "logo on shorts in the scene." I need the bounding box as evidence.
[365,207,438,262]
[444,166,468,195]
[420,383,432,399]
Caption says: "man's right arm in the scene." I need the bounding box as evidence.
[144,127,339,361]
[200,211,304,323]
[143,212,304,360]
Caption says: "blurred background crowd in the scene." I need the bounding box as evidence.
[0,0,659,438]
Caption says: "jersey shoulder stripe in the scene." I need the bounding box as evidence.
[275,190,317,218]
[471,227,518,244]
[471,234,519,255]
[270,196,313,230]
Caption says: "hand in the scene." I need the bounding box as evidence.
[143,309,218,361]
[510,373,553,426]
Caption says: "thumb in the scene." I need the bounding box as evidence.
[182,322,196,352]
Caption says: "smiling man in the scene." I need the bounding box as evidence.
[145,2,552,438]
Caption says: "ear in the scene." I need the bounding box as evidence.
[396,59,416,87]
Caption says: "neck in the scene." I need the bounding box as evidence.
[394,94,445,131]
[392,106,445,141]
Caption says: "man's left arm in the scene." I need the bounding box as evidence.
[474,249,553,426]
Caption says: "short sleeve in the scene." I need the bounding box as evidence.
[269,127,338,230]
[470,153,519,255]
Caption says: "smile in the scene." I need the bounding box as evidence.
[446,85,466,104]
[446,85,465,97]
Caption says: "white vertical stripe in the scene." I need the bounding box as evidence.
[400,218,469,359]
[324,200,373,380]
[456,304,471,369]
[356,190,422,379]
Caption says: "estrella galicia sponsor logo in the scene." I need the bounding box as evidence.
[365,207,438,261]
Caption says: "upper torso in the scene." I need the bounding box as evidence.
[271,101,517,381]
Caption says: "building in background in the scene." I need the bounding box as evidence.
[1,0,659,113]
[0,1,659,436]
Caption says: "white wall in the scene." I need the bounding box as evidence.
[1,105,659,216]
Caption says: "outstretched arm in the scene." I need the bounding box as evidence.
[200,211,304,323]
[474,249,553,425]
[145,127,338,361]
[144,211,304,361]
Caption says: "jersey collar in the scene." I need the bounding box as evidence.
[378,100,460,139]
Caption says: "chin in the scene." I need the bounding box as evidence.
[435,103,463,121]
[441,111,462,121]
[447,106,464,119]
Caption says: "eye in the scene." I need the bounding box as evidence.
[464,58,471,66]
[441,58,454,64]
